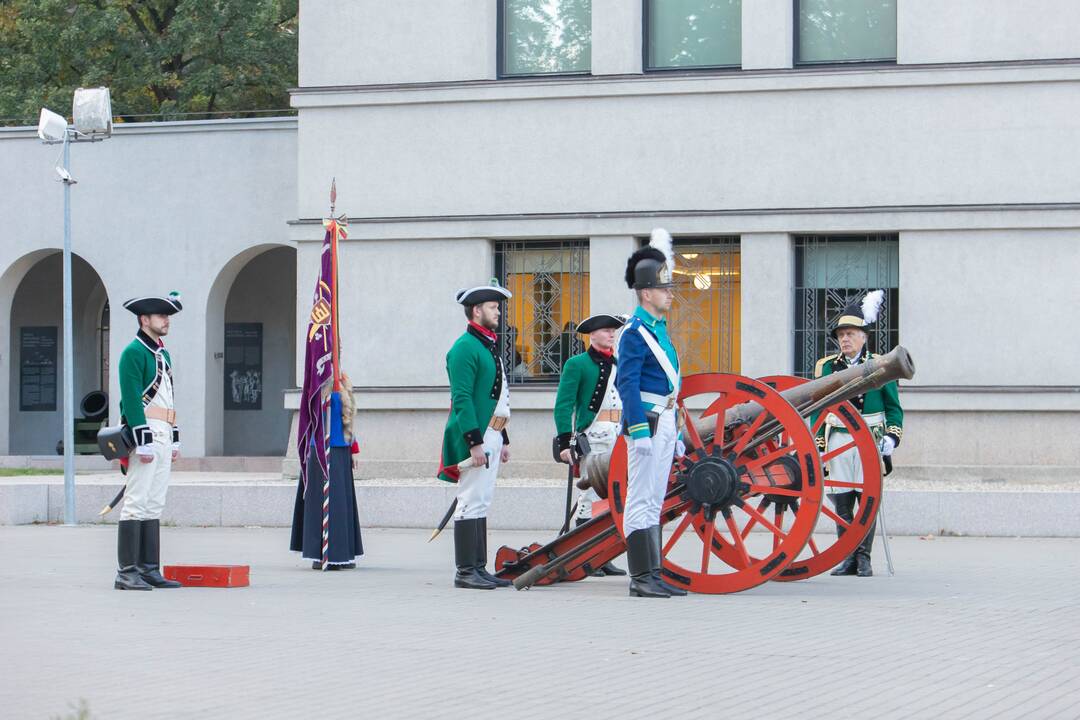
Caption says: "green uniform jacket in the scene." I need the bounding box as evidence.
[119,331,178,448]
[553,348,615,452]
[438,325,507,483]
[811,350,903,450]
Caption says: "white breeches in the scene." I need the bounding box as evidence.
[120,420,173,520]
[623,410,677,534]
[454,427,504,520]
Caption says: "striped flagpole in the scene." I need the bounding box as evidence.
[321,184,341,571]
[321,388,331,569]
[320,182,347,571]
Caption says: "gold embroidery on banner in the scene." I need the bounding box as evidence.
[308,279,333,347]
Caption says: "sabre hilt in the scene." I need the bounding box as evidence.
[458,451,491,471]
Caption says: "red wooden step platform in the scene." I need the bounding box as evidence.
[164,564,249,588]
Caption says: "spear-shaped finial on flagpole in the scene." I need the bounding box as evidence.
[330,177,337,217]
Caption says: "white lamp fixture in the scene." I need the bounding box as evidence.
[37,108,68,142]
[72,87,112,137]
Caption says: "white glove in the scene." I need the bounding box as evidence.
[879,435,896,457]
[633,437,652,458]
[675,440,686,459]
[135,444,154,458]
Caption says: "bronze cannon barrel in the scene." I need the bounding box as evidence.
[578,346,915,494]
[692,345,915,443]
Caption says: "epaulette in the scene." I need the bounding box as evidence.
[814,354,837,378]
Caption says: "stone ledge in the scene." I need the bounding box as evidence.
[2,479,1078,537]
[0,455,283,473]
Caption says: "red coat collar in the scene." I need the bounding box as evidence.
[467,321,497,343]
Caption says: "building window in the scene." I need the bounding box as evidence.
[796,0,896,64]
[793,234,899,378]
[646,0,742,70]
[499,0,592,77]
[495,240,589,383]
[667,236,741,375]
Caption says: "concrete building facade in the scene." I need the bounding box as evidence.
[2,1,1078,479]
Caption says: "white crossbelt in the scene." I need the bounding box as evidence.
[826,411,885,430]
[636,325,680,412]
[640,392,676,410]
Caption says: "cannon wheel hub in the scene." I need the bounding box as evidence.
[678,449,741,518]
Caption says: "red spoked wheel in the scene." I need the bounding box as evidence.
[756,375,883,581]
[607,374,824,594]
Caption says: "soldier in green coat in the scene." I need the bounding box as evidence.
[437,280,513,590]
[813,291,903,578]
[553,313,627,577]
[113,293,184,591]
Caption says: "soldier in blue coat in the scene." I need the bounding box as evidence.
[617,230,688,599]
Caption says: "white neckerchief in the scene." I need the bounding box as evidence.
[148,359,174,411]
[493,363,510,418]
[843,350,865,367]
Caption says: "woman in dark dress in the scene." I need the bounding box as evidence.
[290,372,364,569]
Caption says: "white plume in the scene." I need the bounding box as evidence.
[649,227,675,275]
[861,290,885,324]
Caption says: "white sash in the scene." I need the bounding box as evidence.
[637,325,680,397]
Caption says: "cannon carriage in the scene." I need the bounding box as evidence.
[495,346,915,594]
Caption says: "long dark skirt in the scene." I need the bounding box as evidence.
[290,445,363,564]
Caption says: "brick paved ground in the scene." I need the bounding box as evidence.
[1,526,1077,719]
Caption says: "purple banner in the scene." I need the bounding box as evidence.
[297,225,335,491]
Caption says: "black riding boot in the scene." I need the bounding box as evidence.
[576,518,626,577]
[627,529,669,598]
[138,519,181,588]
[475,518,510,587]
[856,516,875,577]
[114,520,152,591]
[830,555,858,576]
[829,493,858,576]
[649,525,687,596]
[454,519,495,589]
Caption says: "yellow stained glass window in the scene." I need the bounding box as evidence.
[496,240,590,382]
[667,237,741,375]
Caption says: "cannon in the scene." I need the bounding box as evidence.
[495,346,915,594]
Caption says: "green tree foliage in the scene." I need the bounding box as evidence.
[0,0,297,125]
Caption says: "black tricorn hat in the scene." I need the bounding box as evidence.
[455,279,512,306]
[123,292,182,316]
[575,314,626,334]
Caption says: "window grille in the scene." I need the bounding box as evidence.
[793,234,899,378]
[495,239,590,384]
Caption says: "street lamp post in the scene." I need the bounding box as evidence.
[38,87,112,526]
[61,129,75,524]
